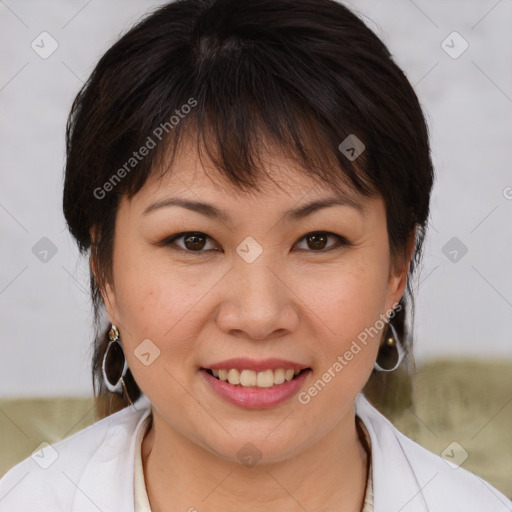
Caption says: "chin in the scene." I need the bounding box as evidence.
[194,420,316,467]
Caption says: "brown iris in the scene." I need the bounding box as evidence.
[305,232,329,250]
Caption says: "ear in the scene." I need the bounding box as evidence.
[89,227,118,324]
[386,225,417,311]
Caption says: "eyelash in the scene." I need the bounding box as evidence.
[156,231,352,254]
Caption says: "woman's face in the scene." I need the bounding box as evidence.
[101,140,410,463]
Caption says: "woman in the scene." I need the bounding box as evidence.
[0,0,509,510]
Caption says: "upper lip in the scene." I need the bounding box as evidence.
[203,358,310,372]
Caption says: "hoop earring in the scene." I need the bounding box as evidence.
[101,325,131,403]
[374,322,405,372]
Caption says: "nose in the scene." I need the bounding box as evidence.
[215,253,299,341]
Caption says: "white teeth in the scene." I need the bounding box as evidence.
[227,369,240,385]
[209,367,305,388]
[257,369,275,388]
[240,369,257,387]
[273,368,285,385]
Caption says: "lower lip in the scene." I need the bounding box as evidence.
[201,369,311,409]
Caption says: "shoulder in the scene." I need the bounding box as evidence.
[0,396,151,512]
[355,393,512,512]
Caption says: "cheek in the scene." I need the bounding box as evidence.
[293,248,390,394]
[335,265,390,339]
[297,248,390,340]
[111,242,223,369]
[110,258,204,406]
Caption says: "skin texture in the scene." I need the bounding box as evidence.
[97,139,414,512]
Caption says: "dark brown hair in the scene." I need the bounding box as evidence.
[63,0,434,418]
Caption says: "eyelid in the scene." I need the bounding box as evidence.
[293,232,352,253]
[155,231,220,252]
[156,231,352,253]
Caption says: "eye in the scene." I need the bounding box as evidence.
[157,232,219,253]
[294,231,351,252]
[157,230,351,254]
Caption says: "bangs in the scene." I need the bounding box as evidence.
[120,34,376,201]
[139,110,375,204]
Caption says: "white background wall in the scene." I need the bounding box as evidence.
[1,0,511,398]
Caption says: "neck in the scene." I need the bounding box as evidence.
[141,407,369,512]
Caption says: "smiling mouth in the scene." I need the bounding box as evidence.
[203,368,310,388]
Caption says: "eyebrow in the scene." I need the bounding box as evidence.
[142,194,365,223]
